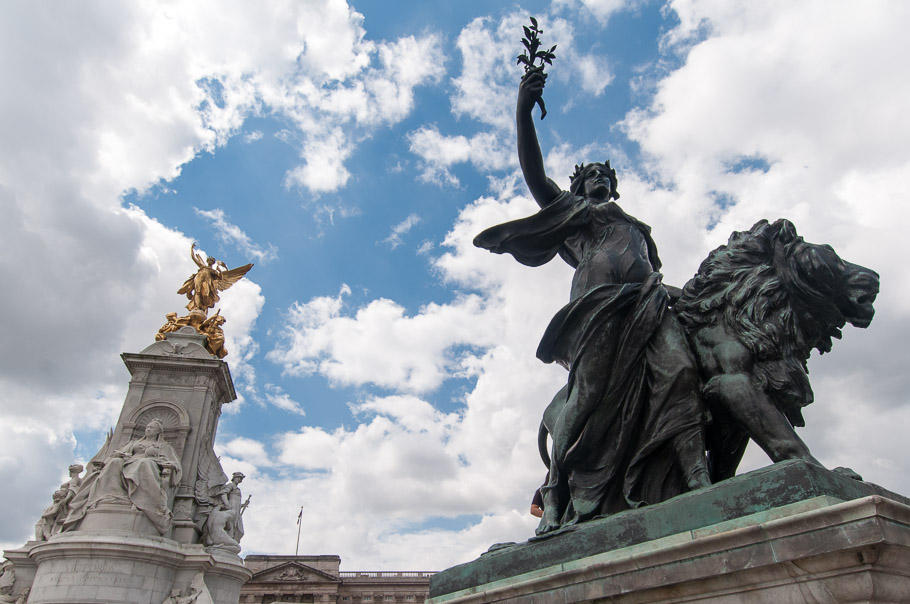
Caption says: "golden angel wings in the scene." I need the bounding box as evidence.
[177,243,253,313]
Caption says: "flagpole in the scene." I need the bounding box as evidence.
[295,506,303,556]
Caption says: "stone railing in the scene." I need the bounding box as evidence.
[338,571,436,579]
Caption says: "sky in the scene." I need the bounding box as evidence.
[1,0,909,572]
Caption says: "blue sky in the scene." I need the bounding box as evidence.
[2,0,910,571]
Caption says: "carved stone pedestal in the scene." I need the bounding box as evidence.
[428,462,910,603]
[6,533,248,604]
[3,329,252,604]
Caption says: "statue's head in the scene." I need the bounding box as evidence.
[206,256,216,267]
[231,471,245,484]
[165,312,178,321]
[68,463,84,476]
[145,419,164,438]
[570,161,620,201]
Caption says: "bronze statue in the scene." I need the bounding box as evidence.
[177,243,252,314]
[675,219,878,481]
[474,20,878,536]
[476,60,711,536]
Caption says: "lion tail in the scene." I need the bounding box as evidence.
[538,421,551,468]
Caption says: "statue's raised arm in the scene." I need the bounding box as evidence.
[189,243,206,269]
[517,71,562,207]
[515,19,560,208]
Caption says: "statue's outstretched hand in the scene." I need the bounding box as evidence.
[518,69,547,118]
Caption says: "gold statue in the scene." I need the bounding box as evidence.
[201,311,228,359]
[155,312,180,341]
[177,243,253,314]
[154,243,252,359]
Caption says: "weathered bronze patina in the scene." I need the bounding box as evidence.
[476,63,711,536]
[473,23,878,537]
[676,219,879,481]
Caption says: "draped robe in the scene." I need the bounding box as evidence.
[475,192,705,526]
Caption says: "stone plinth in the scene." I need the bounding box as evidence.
[6,532,249,604]
[429,462,910,603]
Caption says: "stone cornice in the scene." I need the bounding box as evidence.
[121,352,236,403]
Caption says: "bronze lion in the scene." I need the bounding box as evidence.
[675,219,879,481]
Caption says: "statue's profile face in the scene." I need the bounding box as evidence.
[206,256,216,266]
[145,422,162,437]
[582,165,613,201]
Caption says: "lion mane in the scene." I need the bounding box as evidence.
[675,219,855,427]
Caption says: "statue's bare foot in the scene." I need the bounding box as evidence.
[535,520,560,536]
[535,510,561,536]
[833,466,863,481]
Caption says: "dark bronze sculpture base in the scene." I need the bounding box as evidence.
[429,460,910,601]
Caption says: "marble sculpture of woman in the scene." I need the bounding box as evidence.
[66,419,182,534]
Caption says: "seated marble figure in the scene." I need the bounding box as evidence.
[64,419,182,534]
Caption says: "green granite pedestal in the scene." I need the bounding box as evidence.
[428,461,910,603]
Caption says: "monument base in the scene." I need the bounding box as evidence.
[4,530,250,604]
[428,461,910,603]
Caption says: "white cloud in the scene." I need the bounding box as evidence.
[381,213,422,249]
[449,15,526,130]
[284,126,354,192]
[238,388,549,568]
[264,383,306,416]
[576,53,614,96]
[194,207,279,263]
[408,127,512,186]
[553,0,643,24]
[274,30,444,195]
[219,436,276,468]
[243,130,264,143]
[371,34,447,123]
[0,423,78,550]
[268,285,497,394]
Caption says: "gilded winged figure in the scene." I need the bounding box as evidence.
[177,243,253,313]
